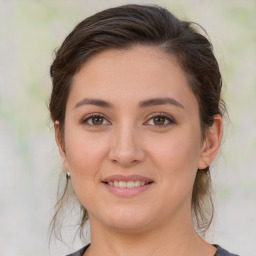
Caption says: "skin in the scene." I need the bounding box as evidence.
[55,46,222,256]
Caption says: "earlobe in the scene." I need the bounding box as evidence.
[198,114,223,169]
[54,121,69,170]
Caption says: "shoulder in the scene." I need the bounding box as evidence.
[66,244,240,256]
[214,245,240,256]
[66,244,90,256]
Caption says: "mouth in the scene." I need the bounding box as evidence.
[102,180,153,188]
[101,175,154,196]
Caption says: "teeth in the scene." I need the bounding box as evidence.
[134,181,140,187]
[119,181,126,188]
[127,181,134,188]
[107,181,149,188]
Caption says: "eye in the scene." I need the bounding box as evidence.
[82,114,110,126]
[145,114,175,127]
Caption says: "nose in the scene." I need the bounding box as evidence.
[108,124,146,167]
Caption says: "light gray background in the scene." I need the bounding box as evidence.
[0,0,255,255]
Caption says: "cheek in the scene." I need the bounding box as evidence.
[64,129,109,177]
[64,131,110,206]
[149,128,201,169]
[147,127,202,192]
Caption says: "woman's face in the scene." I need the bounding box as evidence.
[56,46,219,232]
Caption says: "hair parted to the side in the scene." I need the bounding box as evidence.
[49,4,226,241]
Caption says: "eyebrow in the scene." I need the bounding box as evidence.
[74,97,184,109]
[74,98,114,108]
[139,97,184,109]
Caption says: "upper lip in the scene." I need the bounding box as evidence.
[102,174,153,183]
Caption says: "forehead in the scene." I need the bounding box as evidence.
[69,45,198,111]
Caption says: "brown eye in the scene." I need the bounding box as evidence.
[82,114,110,126]
[92,116,104,125]
[146,114,175,127]
[153,116,166,125]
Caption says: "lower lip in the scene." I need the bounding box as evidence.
[103,183,153,197]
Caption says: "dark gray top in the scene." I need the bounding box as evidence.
[66,244,239,256]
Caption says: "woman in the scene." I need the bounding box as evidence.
[49,4,239,256]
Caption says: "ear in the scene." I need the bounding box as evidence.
[198,114,223,169]
[54,121,70,172]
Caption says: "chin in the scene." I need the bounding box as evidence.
[103,207,153,232]
[108,219,150,233]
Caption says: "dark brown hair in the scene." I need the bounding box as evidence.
[49,4,226,240]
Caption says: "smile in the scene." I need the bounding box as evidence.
[105,180,151,188]
[102,175,154,196]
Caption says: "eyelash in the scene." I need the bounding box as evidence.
[81,114,110,127]
[146,113,175,127]
[81,113,175,128]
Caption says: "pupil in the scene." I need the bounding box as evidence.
[93,117,103,125]
[154,117,165,125]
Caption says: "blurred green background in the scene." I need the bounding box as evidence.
[0,0,255,255]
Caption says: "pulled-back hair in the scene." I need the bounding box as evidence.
[49,4,226,240]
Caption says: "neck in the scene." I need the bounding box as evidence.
[86,213,215,256]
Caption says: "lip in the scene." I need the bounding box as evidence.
[102,174,153,183]
[102,174,154,197]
